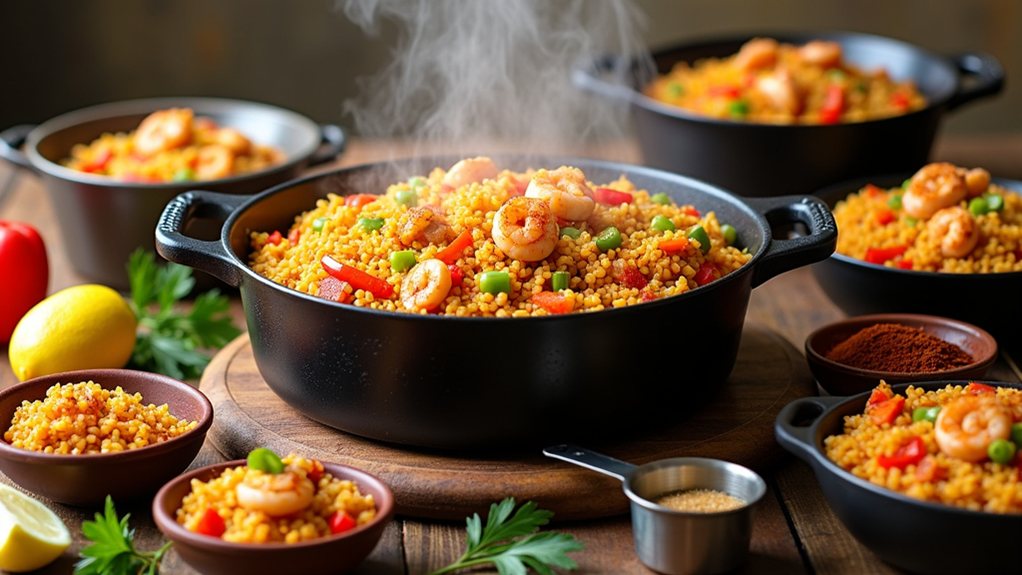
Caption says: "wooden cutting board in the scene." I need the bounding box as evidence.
[201,323,814,520]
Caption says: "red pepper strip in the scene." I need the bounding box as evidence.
[915,455,944,482]
[266,231,283,245]
[317,276,352,304]
[875,209,895,226]
[288,227,301,244]
[307,462,324,484]
[890,92,911,111]
[693,262,718,286]
[321,255,394,299]
[593,187,633,206]
[869,395,905,426]
[435,230,474,265]
[659,238,690,255]
[877,436,926,469]
[345,194,379,209]
[708,85,741,98]
[682,206,701,217]
[532,291,575,314]
[0,221,48,343]
[819,85,845,124]
[196,508,226,537]
[329,511,357,535]
[864,245,907,265]
[863,184,884,198]
[79,149,112,173]
[866,387,892,408]
[896,259,913,270]
[448,264,464,288]
[967,382,995,394]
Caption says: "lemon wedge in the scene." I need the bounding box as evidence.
[0,484,72,572]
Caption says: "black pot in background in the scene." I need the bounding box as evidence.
[776,381,1022,575]
[576,31,1003,197]
[811,173,1022,343]
[155,156,836,450]
[0,97,346,289]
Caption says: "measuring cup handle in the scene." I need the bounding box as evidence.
[543,444,636,482]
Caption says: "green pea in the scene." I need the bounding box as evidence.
[1011,423,1022,446]
[407,176,426,190]
[312,217,328,232]
[968,196,990,216]
[728,99,750,119]
[721,224,737,246]
[390,250,417,272]
[687,225,711,254]
[395,189,418,207]
[887,194,903,210]
[559,226,581,239]
[651,193,673,206]
[172,168,195,182]
[357,217,385,232]
[912,406,940,424]
[651,215,676,233]
[247,447,284,474]
[667,83,684,98]
[551,271,570,291]
[904,216,918,227]
[902,178,912,189]
[595,226,623,252]
[985,194,1004,212]
[479,271,511,294]
[989,438,1016,465]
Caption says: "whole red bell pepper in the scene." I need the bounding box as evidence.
[0,222,48,343]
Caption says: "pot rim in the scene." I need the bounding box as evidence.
[217,154,780,322]
[22,96,321,188]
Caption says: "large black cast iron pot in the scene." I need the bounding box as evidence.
[0,97,345,288]
[156,157,836,450]
[576,31,1003,197]
[776,381,1022,575]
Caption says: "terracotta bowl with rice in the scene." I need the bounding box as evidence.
[0,369,212,505]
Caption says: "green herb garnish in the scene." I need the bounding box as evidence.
[128,249,242,379]
[75,496,171,575]
[430,498,583,575]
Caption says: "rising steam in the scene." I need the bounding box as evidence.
[339,0,650,155]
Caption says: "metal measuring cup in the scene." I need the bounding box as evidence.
[544,444,766,575]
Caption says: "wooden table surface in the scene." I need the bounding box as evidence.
[2,135,1021,575]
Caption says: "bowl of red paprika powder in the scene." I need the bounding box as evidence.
[805,313,997,395]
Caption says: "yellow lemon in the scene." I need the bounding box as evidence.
[8,284,137,381]
[0,484,71,572]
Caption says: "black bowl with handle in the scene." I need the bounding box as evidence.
[155,155,836,450]
[0,97,345,288]
[576,31,1003,197]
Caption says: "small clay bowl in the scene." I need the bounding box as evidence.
[153,460,394,575]
[0,369,212,506]
[805,313,998,396]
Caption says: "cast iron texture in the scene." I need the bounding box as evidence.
[575,31,1003,197]
[155,156,836,450]
[0,97,345,288]
[776,381,1022,575]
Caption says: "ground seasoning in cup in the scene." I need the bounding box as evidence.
[825,323,973,372]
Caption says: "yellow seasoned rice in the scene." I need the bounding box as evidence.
[177,455,377,544]
[249,163,752,316]
[3,381,196,454]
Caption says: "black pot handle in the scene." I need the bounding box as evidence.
[306,124,347,167]
[0,124,39,173]
[155,191,249,287]
[774,396,843,462]
[945,51,1004,112]
[745,195,837,288]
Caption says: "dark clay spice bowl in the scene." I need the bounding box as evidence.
[153,459,394,575]
[805,313,997,396]
[776,381,1022,575]
[0,369,213,506]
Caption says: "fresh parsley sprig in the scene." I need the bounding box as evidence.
[75,496,171,575]
[127,249,242,379]
[431,498,583,575]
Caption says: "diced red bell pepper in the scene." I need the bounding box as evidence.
[345,194,379,209]
[659,238,690,255]
[321,255,394,299]
[532,291,574,314]
[864,245,907,265]
[867,387,892,408]
[863,184,884,198]
[612,260,648,289]
[307,463,324,484]
[196,508,226,537]
[317,276,352,304]
[875,209,895,225]
[914,455,945,482]
[328,511,357,535]
[594,187,633,206]
[869,395,905,426]
[79,149,112,173]
[639,289,658,302]
[896,259,914,270]
[819,85,845,124]
[693,262,719,286]
[967,382,995,395]
[0,221,48,343]
[708,85,741,98]
[682,206,701,218]
[266,231,283,245]
[890,92,911,111]
[877,436,926,469]
[448,264,464,288]
[288,227,301,244]
[436,230,474,265]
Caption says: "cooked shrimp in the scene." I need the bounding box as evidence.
[902,162,968,219]
[442,156,498,189]
[236,470,314,516]
[964,167,991,197]
[400,259,452,312]
[734,38,779,72]
[927,206,980,258]
[398,206,453,246]
[134,108,193,156]
[195,145,235,180]
[755,69,801,115]
[491,196,558,262]
[525,166,596,222]
[798,40,842,67]
[214,127,251,155]
[934,395,1011,462]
